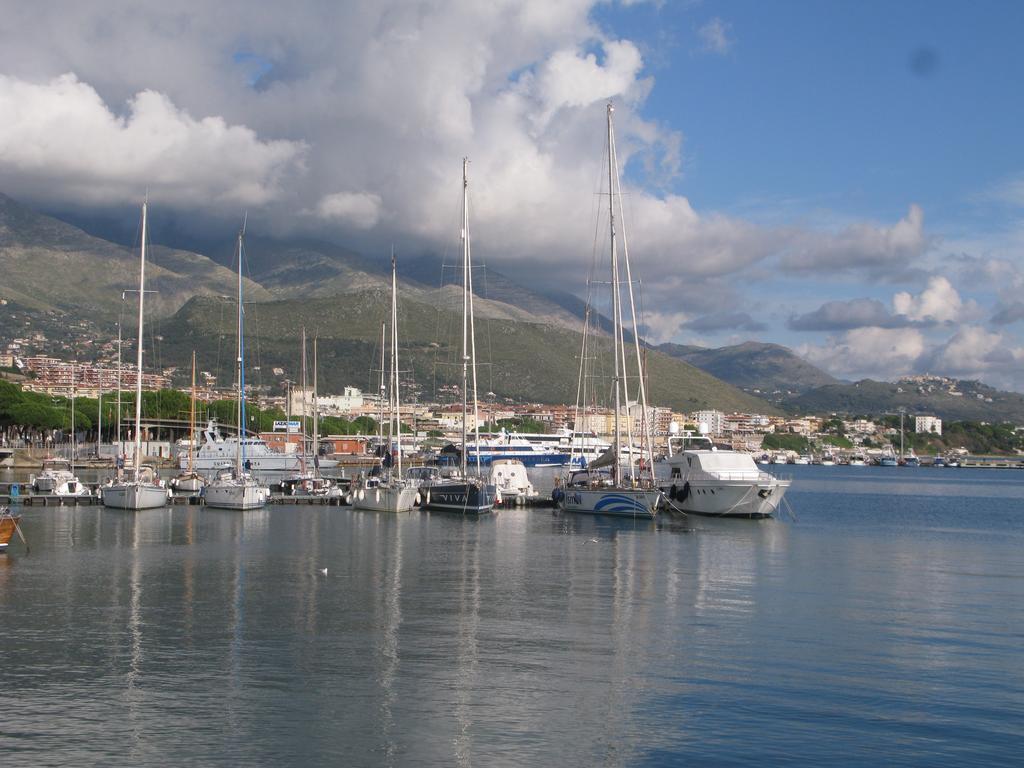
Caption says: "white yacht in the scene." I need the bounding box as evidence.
[203,226,270,511]
[489,459,536,505]
[102,201,171,511]
[660,438,790,519]
[556,105,661,520]
[416,160,496,516]
[183,420,336,474]
[31,458,89,496]
[352,254,419,513]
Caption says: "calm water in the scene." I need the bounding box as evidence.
[2,465,1023,766]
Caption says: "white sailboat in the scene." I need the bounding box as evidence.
[170,351,206,493]
[418,160,496,515]
[102,201,171,510]
[556,104,661,519]
[204,225,271,511]
[353,254,419,512]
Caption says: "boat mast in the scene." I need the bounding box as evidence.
[189,350,196,474]
[70,362,76,467]
[116,296,123,459]
[606,106,623,487]
[97,378,102,459]
[300,326,307,476]
[313,336,319,475]
[612,106,656,479]
[465,166,483,477]
[391,251,402,478]
[461,159,470,478]
[132,202,148,476]
[378,322,386,461]
[236,228,245,476]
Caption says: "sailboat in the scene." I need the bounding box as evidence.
[204,225,271,511]
[102,201,171,510]
[170,351,206,493]
[352,254,420,512]
[556,104,661,519]
[418,160,496,515]
[279,330,338,496]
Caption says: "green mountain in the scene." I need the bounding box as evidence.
[0,193,271,320]
[785,378,1024,423]
[159,291,779,414]
[656,341,839,395]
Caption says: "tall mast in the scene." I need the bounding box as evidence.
[70,362,76,467]
[97,380,102,459]
[133,202,148,475]
[313,336,319,474]
[378,322,386,452]
[116,296,123,459]
[612,104,655,478]
[606,106,623,487]
[236,229,245,475]
[460,158,470,478]
[465,167,482,477]
[391,251,402,477]
[189,350,197,473]
[300,326,307,475]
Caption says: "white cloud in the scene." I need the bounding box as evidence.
[925,326,1024,381]
[0,72,305,207]
[800,327,926,380]
[309,191,383,229]
[698,18,734,55]
[780,205,928,273]
[892,276,962,323]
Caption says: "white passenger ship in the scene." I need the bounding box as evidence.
[180,420,338,473]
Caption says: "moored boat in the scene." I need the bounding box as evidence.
[0,506,23,551]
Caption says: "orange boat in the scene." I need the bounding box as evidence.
[0,506,22,551]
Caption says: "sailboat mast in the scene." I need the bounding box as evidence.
[606,106,623,487]
[189,350,196,473]
[313,336,319,472]
[391,252,402,477]
[70,362,76,467]
[461,158,470,479]
[378,322,386,453]
[97,383,102,459]
[236,230,245,475]
[300,327,307,475]
[116,299,123,459]
[133,202,148,475]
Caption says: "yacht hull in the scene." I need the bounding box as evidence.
[352,485,419,513]
[663,479,790,518]
[421,481,496,515]
[101,483,168,510]
[559,488,661,519]
[205,481,270,510]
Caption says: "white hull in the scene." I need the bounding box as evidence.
[352,484,419,513]
[102,483,168,510]
[665,478,789,518]
[205,479,270,510]
[559,487,660,518]
[171,474,206,493]
[53,479,92,498]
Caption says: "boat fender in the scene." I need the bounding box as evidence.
[679,481,691,502]
[345,493,353,505]
[495,491,503,506]
[358,489,365,501]
[414,492,421,507]
[670,484,678,501]
[375,490,380,503]
[425,489,431,505]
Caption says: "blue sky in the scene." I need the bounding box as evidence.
[0,1,1022,389]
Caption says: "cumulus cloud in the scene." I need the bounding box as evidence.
[892,276,962,323]
[923,326,1024,381]
[789,298,900,331]
[991,301,1024,326]
[780,205,928,274]
[308,191,383,229]
[698,18,734,55]
[799,327,926,380]
[0,72,305,207]
[789,276,978,331]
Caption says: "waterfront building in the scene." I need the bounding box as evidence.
[915,415,943,435]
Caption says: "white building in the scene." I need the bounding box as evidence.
[915,415,942,435]
[693,409,725,436]
[289,386,364,416]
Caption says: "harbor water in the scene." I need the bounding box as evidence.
[2,465,1023,766]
